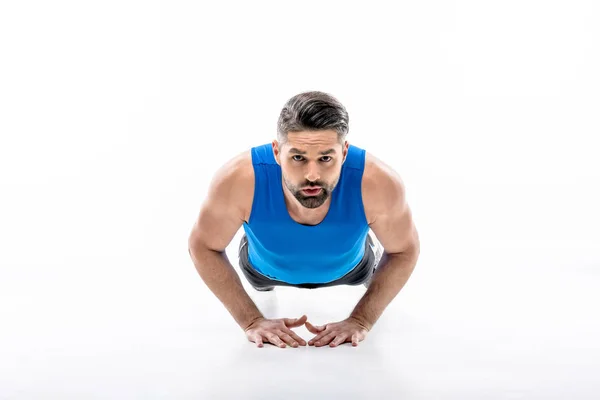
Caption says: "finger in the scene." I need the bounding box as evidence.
[305,321,326,334]
[276,330,299,348]
[255,335,264,348]
[282,328,307,346]
[308,331,329,346]
[314,332,337,347]
[329,333,349,347]
[304,321,318,334]
[306,321,326,331]
[283,315,307,328]
[265,332,287,348]
[352,333,359,346]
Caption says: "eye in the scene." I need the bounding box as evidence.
[320,156,332,162]
[292,155,304,162]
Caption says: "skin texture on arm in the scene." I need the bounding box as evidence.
[362,152,420,254]
[187,151,265,331]
[348,151,421,329]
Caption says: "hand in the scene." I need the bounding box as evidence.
[305,317,370,347]
[244,315,308,348]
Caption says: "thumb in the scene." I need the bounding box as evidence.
[304,320,326,333]
[283,314,307,327]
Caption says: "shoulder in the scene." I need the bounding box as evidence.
[361,151,406,225]
[207,149,255,222]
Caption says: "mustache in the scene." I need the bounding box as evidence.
[303,181,323,187]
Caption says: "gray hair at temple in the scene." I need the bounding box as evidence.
[276,91,349,145]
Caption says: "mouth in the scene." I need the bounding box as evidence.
[302,187,322,196]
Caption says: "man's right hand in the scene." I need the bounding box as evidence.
[244,315,308,348]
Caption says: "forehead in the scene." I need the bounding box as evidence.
[283,130,341,153]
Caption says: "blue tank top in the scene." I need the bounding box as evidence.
[242,143,370,284]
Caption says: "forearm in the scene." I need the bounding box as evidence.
[188,246,264,331]
[349,251,418,331]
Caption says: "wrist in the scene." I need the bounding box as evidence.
[242,315,265,332]
[348,315,372,331]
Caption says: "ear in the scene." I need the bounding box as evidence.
[272,139,281,165]
[342,141,349,163]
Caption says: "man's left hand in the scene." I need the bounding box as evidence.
[305,317,369,347]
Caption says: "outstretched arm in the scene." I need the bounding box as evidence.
[188,153,264,331]
[349,158,421,331]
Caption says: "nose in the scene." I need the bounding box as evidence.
[305,161,320,182]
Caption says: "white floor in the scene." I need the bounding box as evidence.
[1,180,598,399]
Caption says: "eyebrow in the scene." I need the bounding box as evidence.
[288,148,336,155]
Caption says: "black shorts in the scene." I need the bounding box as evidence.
[237,233,381,289]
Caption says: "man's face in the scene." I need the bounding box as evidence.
[273,130,348,209]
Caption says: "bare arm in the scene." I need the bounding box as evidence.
[349,153,421,330]
[187,153,264,331]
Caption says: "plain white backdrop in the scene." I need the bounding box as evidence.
[1,1,599,399]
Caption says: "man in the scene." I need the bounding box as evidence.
[188,91,420,349]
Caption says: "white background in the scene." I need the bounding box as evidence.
[1,1,599,399]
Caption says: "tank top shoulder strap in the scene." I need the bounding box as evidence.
[345,143,366,170]
[251,143,277,165]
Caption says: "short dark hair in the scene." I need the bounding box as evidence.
[277,91,349,144]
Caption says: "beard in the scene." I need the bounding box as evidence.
[283,175,339,209]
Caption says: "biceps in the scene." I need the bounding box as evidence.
[189,199,243,252]
[371,203,419,255]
